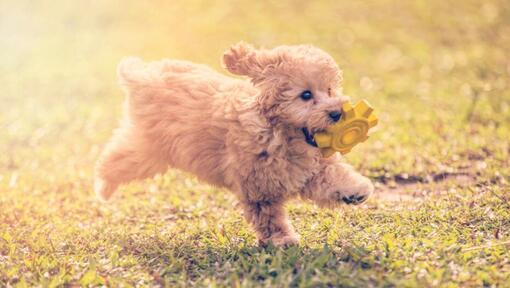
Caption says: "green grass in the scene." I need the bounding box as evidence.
[1,0,509,286]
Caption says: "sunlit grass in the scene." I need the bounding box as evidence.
[1,0,509,286]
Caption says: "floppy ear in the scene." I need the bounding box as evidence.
[222,42,276,82]
[222,42,259,77]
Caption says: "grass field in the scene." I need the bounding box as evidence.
[1,0,509,286]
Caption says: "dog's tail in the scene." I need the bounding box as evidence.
[117,57,157,87]
[117,57,207,87]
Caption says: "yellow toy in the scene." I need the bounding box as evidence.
[314,100,378,157]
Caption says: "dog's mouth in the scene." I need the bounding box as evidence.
[302,127,318,147]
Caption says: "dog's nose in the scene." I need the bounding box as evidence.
[329,111,342,122]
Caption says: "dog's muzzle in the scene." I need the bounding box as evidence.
[302,127,318,147]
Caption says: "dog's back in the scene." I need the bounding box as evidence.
[95,58,256,200]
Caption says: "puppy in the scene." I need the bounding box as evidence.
[95,42,374,246]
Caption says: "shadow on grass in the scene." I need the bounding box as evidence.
[112,233,377,286]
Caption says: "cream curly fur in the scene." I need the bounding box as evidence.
[94,42,374,246]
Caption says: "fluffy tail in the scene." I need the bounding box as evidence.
[117,57,154,86]
[94,57,193,201]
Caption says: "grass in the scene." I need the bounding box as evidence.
[1,0,509,286]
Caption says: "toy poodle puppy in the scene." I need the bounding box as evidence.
[95,42,374,246]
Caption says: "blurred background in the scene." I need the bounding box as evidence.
[0,0,509,286]
[1,0,508,183]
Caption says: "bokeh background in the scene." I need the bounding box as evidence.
[2,0,509,177]
[1,0,509,286]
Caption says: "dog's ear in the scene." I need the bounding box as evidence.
[222,42,276,82]
[222,42,259,77]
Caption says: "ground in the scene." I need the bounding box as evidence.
[0,0,509,287]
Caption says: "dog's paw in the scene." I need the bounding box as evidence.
[333,176,374,205]
[260,233,300,248]
[94,178,117,201]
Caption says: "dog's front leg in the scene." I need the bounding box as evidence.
[301,158,374,207]
[241,200,299,247]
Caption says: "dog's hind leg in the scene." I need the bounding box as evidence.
[94,129,168,201]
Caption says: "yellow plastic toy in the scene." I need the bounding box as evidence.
[314,100,378,157]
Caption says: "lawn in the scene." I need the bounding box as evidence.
[1,0,509,286]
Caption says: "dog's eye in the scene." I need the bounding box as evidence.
[300,90,313,101]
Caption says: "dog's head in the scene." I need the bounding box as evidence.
[223,42,348,146]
